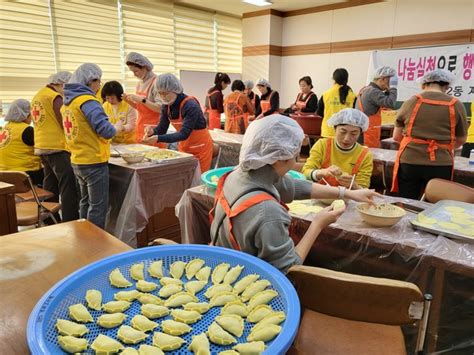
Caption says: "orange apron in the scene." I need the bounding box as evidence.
[320,138,369,186]
[168,96,213,172]
[136,76,165,148]
[391,94,456,192]
[244,95,256,124]
[295,92,315,111]
[259,91,275,116]
[357,86,382,148]
[206,90,222,130]
[209,171,289,250]
[224,93,246,134]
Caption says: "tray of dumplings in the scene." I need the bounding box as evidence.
[410,200,474,242]
[110,144,158,157]
[28,245,300,354]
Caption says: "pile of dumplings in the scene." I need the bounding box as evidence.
[54,258,286,354]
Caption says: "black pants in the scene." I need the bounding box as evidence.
[26,169,44,186]
[41,151,80,222]
[398,163,452,200]
[461,142,474,158]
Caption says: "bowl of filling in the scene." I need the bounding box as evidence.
[121,152,145,164]
[357,203,406,227]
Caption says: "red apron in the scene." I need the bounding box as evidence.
[259,91,275,116]
[209,171,289,250]
[295,92,315,111]
[357,86,382,148]
[224,93,246,134]
[391,94,456,192]
[136,76,165,148]
[168,96,213,172]
[206,90,222,130]
[320,138,369,186]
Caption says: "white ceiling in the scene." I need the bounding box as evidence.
[174,0,346,16]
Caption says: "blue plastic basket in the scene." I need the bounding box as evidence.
[202,166,306,189]
[28,245,300,354]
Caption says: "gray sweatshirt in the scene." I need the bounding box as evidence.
[357,82,397,116]
[210,165,312,274]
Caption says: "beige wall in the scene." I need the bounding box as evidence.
[243,0,474,107]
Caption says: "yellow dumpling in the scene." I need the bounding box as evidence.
[109,268,132,288]
[136,280,158,293]
[210,291,240,307]
[218,351,239,355]
[416,213,436,225]
[221,301,248,318]
[183,302,211,314]
[215,314,244,337]
[170,260,187,279]
[256,311,286,326]
[171,309,202,324]
[212,263,230,284]
[207,321,237,345]
[57,335,88,354]
[158,283,183,298]
[248,289,278,311]
[247,324,281,342]
[185,280,207,295]
[85,289,102,311]
[195,266,212,282]
[233,341,266,354]
[188,333,210,355]
[102,300,131,313]
[141,304,170,319]
[185,258,205,280]
[331,199,345,210]
[247,305,273,323]
[148,260,164,279]
[56,319,88,337]
[68,303,93,323]
[130,262,145,281]
[91,334,124,354]
[115,289,141,302]
[161,319,192,336]
[121,347,139,355]
[139,344,165,355]
[233,274,260,295]
[204,283,233,299]
[152,331,186,351]
[138,293,164,305]
[241,280,271,302]
[164,291,198,308]
[223,265,244,285]
[445,206,465,213]
[117,325,148,344]
[160,277,184,286]
[97,312,127,328]
[131,314,158,332]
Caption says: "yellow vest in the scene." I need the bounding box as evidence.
[31,86,67,151]
[103,100,136,144]
[0,122,41,171]
[321,84,356,138]
[467,102,474,143]
[61,95,110,165]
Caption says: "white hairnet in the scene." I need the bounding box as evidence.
[373,66,396,79]
[239,114,304,171]
[244,80,254,89]
[69,63,102,86]
[5,99,30,122]
[416,69,455,85]
[125,52,154,70]
[155,73,183,94]
[256,78,271,89]
[48,71,72,85]
[327,108,369,132]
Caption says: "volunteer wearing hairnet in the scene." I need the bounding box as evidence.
[210,114,380,273]
[62,63,117,229]
[223,80,254,134]
[391,69,467,199]
[142,73,213,172]
[255,79,279,118]
[123,52,164,147]
[205,72,231,130]
[30,71,79,222]
[356,65,398,147]
[0,99,42,185]
[243,79,259,122]
[302,109,373,189]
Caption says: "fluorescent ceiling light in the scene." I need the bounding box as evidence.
[243,0,273,7]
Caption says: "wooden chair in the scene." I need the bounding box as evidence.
[422,178,474,203]
[0,171,61,227]
[287,265,431,355]
[16,186,54,202]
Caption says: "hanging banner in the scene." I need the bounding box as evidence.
[368,44,472,102]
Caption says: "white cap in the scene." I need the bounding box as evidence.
[256,78,271,89]
[5,99,30,122]
[239,114,304,171]
[69,63,102,86]
[125,52,154,70]
[244,80,254,89]
[327,108,369,132]
[416,69,455,85]
[48,71,72,85]
[155,73,183,94]
[373,66,396,79]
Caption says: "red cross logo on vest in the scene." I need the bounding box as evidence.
[32,105,41,123]
[0,127,11,148]
[0,130,8,143]
[64,114,73,135]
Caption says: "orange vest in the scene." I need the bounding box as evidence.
[206,90,221,130]
[295,92,315,111]
[357,86,382,148]
[260,91,275,114]
[224,93,246,134]
[391,94,457,192]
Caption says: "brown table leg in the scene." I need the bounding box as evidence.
[427,267,445,353]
